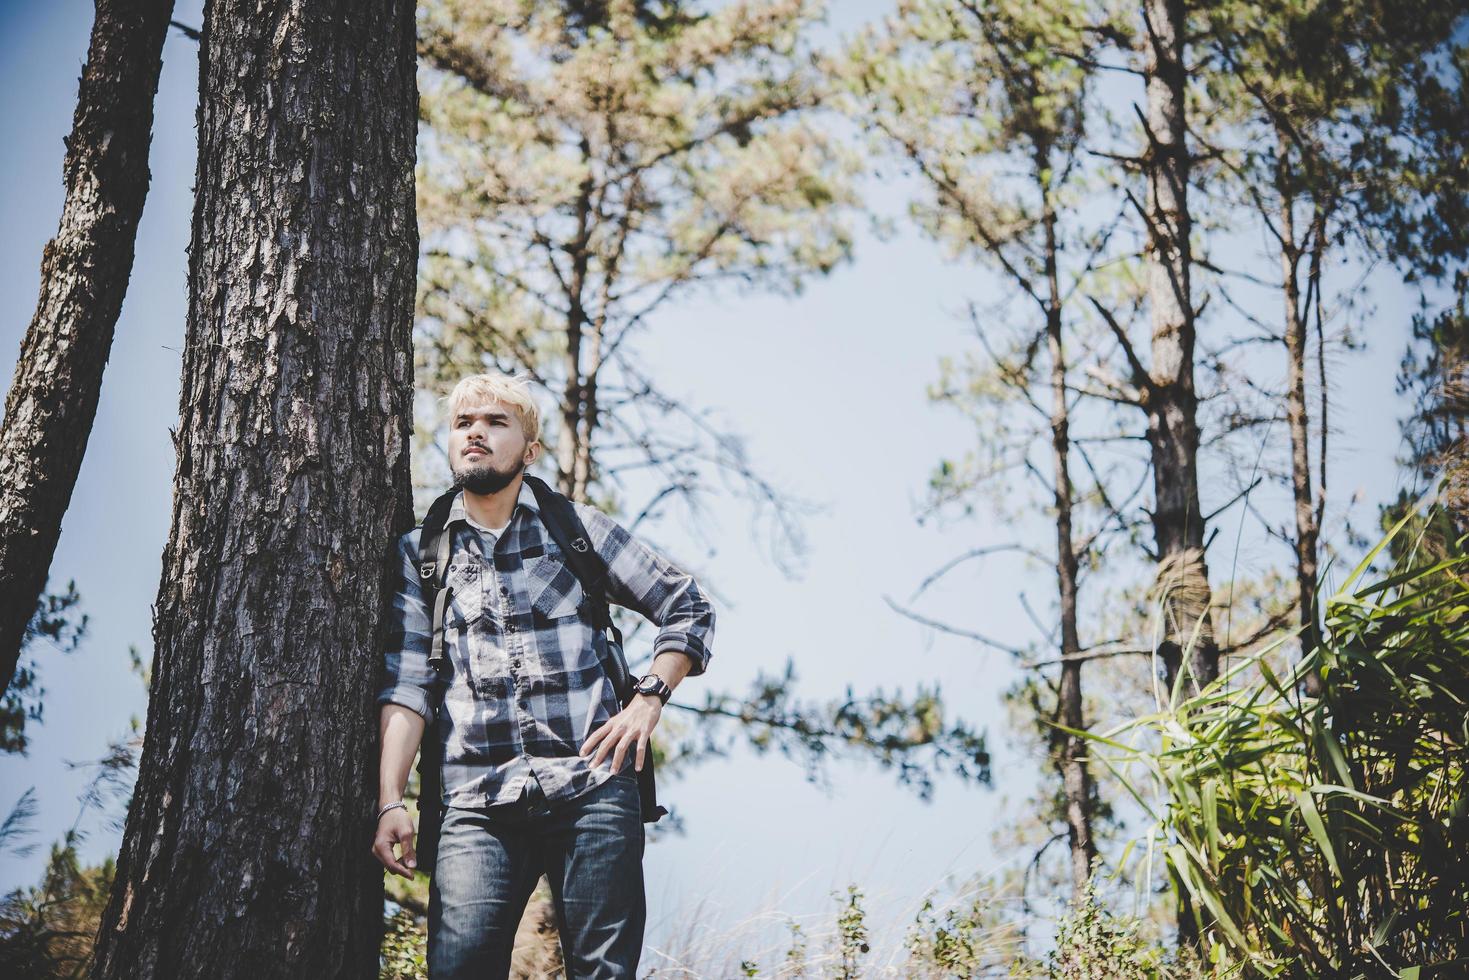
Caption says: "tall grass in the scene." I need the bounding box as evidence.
[1067,505,1469,977]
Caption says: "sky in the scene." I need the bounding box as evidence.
[0,0,1430,969]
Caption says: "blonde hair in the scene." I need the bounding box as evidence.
[442,372,542,445]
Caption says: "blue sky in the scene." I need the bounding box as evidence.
[0,0,1428,964]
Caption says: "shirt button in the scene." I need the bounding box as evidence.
[499,586,509,596]
[506,622,517,633]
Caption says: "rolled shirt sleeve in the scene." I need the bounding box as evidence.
[574,503,717,676]
[375,531,438,723]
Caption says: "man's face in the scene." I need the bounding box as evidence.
[447,399,538,495]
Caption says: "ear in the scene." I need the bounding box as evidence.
[525,440,542,464]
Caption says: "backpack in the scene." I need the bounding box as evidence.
[411,473,668,874]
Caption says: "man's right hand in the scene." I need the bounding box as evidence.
[373,807,419,879]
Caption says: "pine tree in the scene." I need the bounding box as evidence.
[89,1,419,974]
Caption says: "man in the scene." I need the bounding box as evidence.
[371,371,715,978]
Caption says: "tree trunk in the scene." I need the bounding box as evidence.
[1141,0,1215,947]
[1042,190,1096,898]
[559,337,584,500]
[1141,0,1217,697]
[1274,131,1324,689]
[557,154,596,501]
[0,0,174,697]
[90,1,419,975]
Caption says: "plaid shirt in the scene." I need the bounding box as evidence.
[377,479,715,808]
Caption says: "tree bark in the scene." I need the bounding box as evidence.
[0,0,174,698]
[1141,0,1217,697]
[90,1,419,976]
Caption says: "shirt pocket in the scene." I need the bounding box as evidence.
[444,561,484,627]
[525,551,585,621]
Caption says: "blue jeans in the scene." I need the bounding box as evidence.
[427,770,646,978]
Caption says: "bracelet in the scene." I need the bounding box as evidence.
[377,800,408,820]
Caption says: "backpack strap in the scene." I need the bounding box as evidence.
[523,473,612,625]
[416,488,463,680]
[523,473,632,700]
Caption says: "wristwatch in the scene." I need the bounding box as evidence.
[633,672,672,704]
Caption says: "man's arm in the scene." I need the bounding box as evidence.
[646,648,694,698]
[573,503,716,774]
[373,704,424,878]
[572,502,717,678]
[378,703,425,806]
[371,532,436,878]
[374,532,439,720]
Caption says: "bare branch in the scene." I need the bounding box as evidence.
[884,596,1029,658]
[911,543,1052,601]
[1021,646,1152,669]
[1088,297,1152,397]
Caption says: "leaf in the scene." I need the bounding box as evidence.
[1370,908,1401,947]
[1306,783,1405,817]
[1203,778,1221,867]
[1168,843,1249,950]
[1044,719,1134,753]
[1313,724,1355,791]
[1296,790,1340,879]
[1333,488,1430,597]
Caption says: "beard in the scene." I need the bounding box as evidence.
[451,452,526,495]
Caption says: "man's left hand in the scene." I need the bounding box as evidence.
[580,694,663,774]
